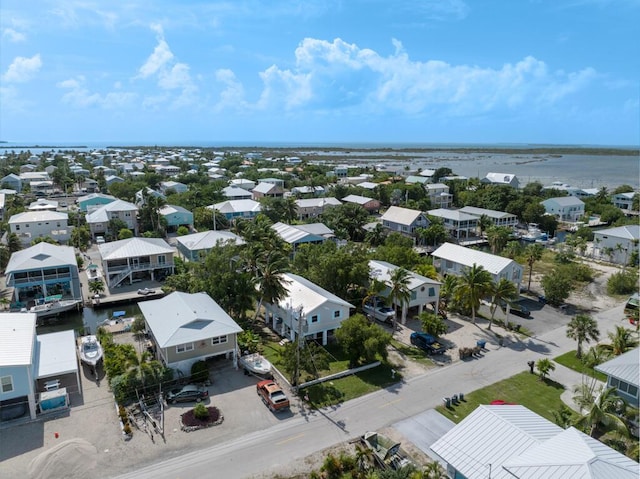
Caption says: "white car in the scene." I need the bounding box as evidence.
[363,301,396,324]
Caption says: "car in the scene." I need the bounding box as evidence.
[500,301,531,318]
[410,332,447,355]
[59,201,67,207]
[165,384,209,404]
[362,299,396,324]
[256,380,290,412]
[96,236,105,245]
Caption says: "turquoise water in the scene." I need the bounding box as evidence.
[36,303,141,336]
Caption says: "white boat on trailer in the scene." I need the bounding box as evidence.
[78,335,103,367]
[29,295,82,319]
[239,353,272,376]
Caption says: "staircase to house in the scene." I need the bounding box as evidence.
[109,268,132,289]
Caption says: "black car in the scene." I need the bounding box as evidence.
[165,384,209,404]
[410,332,446,355]
[500,301,531,318]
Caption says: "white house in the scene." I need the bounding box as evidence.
[427,208,478,240]
[612,191,637,211]
[595,347,639,407]
[381,206,430,236]
[210,199,262,222]
[593,224,640,265]
[459,206,519,229]
[176,230,245,262]
[432,242,524,290]
[86,199,139,238]
[139,292,243,374]
[9,211,71,246]
[425,183,453,209]
[541,196,585,222]
[481,172,519,188]
[295,197,342,220]
[263,273,354,346]
[160,181,188,194]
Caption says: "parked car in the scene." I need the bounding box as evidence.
[256,380,290,412]
[410,332,446,355]
[500,300,531,318]
[165,384,209,404]
[363,299,396,324]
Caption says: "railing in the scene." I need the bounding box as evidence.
[8,272,73,285]
[107,262,174,288]
[109,268,132,288]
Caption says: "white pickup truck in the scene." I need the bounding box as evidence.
[363,301,396,324]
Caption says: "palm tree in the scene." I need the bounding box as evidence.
[88,279,105,296]
[6,233,22,253]
[477,214,492,237]
[365,223,387,247]
[389,267,411,330]
[524,243,544,292]
[488,278,518,330]
[252,250,290,323]
[566,314,600,359]
[438,275,458,315]
[536,358,555,381]
[455,264,493,324]
[600,325,639,356]
[573,385,631,438]
[423,461,448,479]
[362,278,386,309]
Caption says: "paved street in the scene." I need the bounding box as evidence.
[113,304,626,479]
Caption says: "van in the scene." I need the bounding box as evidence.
[96,236,105,245]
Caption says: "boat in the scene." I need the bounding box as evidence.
[98,311,135,334]
[239,352,272,376]
[360,431,414,470]
[78,335,103,367]
[29,295,82,319]
[522,223,547,242]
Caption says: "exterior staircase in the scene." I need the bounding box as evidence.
[109,268,132,289]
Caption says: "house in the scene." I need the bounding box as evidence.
[5,243,82,306]
[134,187,165,206]
[404,175,430,185]
[1,173,22,192]
[263,273,354,346]
[86,199,139,238]
[160,181,188,195]
[291,186,325,198]
[19,171,50,184]
[139,292,243,374]
[541,196,585,222]
[155,165,181,176]
[222,186,253,200]
[257,177,285,188]
[295,197,342,220]
[481,172,520,188]
[612,191,637,211]
[0,314,79,421]
[369,260,440,322]
[381,206,430,236]
[459,206,519,229]
[30,181,54,195]
[98,237,174,289]
[176,230,245,262]
[432,242,523,289]
[341,195,381,213]
[159,205,194,231]
[252,182,284,200]
[228,178,256,191]
[9,211,71,246]
[595,347,639,407]
[78,178,99,193]
[431,405,639,479]
[425,184,453,209]
[77,193,116,212]
[272,222,329,253]
[209,199,261,222]
[593,224,640,265]
[28,199,58,211]
[427,208,478,240]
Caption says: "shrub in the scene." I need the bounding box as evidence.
[418,311,448,337]
[607,270,639,295]
[190,360,210,383]
[177,226,189,236]
[193,402,209,420]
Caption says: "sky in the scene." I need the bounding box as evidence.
[1,0,639,146]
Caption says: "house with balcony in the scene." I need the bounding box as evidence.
[251,182,284,200]
[176,230,245,262]
[263,273,354,346]
[595,347,639,407]
[295,197,342,220]
[139,292,243,374]
[481,172,520,188]
[341,195,381,214]
[432,242,524,290]
[222,186,253,200]
[459,206,519,229]
[77,193,116,212]
[593,224,640,265]
[380,206,430,236]
[98,237,174,289]
[541,196,585,223]
[272,222,332,254]
[5,243,82,307]
[425,183,453,209]
[159,204,193,231]
[160,181,188,195]
[9,211,71,246]
[209,199,261,222]
[0,314,80,422]
[86,199,139,239]
[427,208,479,240]
[291,186,325,198]
[28,199,58,211]
[229,178,256,191]
[612,191,637,211]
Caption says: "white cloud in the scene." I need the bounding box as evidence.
[214,69,248,112]
[57,75,136,109]
[137,38,174,78]
[2,54,42,83]
[2,28,26,42]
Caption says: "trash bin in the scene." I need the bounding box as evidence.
[459,392,464,401]
[477,340,487,349]
[452,394,459,404]
[443,397,451,408]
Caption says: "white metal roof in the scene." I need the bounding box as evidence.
[5,243,77,273]
[35,330,78,378]
[594,347,639,386]
[295,197,342,208]
[381,206,424,226]
[98,237,173,260]
[594,224,640,241]
[252,182,279,194]
[9,210,68,224]
[296,223,334,238]
[86,199,138,223]
[341,194,377,206]
[276,273,354,313]
[459,206,517,220]
[212,199,261,214]
[428,208,478,222]
[222,186,253,198]
[159,204,192,216]
[0,313,37,366]
[176,230,245,251]
[138,292,242,348]
[369,260,440,290]
[272,222,324,244]
[483,172,517,184]
[542,196,585,207]
[432,242,518,275]
[77,192,116,203]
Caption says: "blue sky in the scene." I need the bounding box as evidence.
[1,0,638,146]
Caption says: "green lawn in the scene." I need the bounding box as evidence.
[390,339,435,367]
[435,371,576,424]
[554,351,608,382]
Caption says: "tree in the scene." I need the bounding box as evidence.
[488,278,518,330]
[524,243,544,292]
[70,225,91,251]
[485,226,512,255]
[454,264,493,324]
[365,222,387,246]
[600,325,639,356]
[389,267,411,329]
[418,311,448,337]
[6,233,21,253]
[536,358,555,381]
[88,279,105,296]
[438,275,458,314]
[252,250,290,323]
[477,214,492,237]
[118,228,133,240]
[278,340,331,383]
[566,314,600,359]
[335,314,392,367]
[541,267,574,305]
[573,385,631,438]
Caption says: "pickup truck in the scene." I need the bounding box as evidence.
[363,301,396,324]
[410,332,447,355]
[256,380,290,412]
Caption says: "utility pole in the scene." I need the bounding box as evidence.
[294,306,304,394]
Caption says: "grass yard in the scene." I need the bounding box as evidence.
[436,371,576,424]
[389,339,435,367]
[554,351,608,382]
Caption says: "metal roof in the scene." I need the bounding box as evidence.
[296,223,334,238]
[138,292,242,348]
[542,196,585,207]
[275,273,354,313]
[159,204,191,216]
[86,199,138,223]
[428,208,478,222]
[9,210,68,223]
[176,230,245,251]
[369,260,440,290]
[295,197,342,208]
[594,224,640,241]
[35,330,78,378]
[98,237,173,260]
[341,194,377,205]
[432,242,519,276]
[212,199,261,214]
[5,243,77,273]
[77,192,116,203]
[459,206,517,220]
[594,347,639,386]
[380,206,425,226]
[272,222,324,244]
[0,313,37,366]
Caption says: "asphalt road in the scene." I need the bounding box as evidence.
[113,304,626,479]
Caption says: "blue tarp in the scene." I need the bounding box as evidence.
[112,311,126,318]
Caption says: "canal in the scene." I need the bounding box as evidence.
[36,303,142,336]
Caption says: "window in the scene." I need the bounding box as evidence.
[428,287,435,297]
[333,310,340,318]
[1,375,13,393]
[311,315,319,323]
[158,255,166,265]
[176,342,194,353]
[211,335,228,345]
[15,225,20,230]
